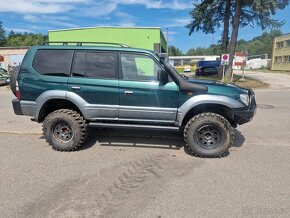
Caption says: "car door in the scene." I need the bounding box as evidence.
[68,50,119,120]
[118,52,179,124]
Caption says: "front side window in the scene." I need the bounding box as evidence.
[72,51,116,79]
[120,53,161,81]
[32,50,74,76]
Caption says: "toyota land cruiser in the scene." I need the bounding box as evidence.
[11,42,256,157]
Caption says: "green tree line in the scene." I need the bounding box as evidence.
[169,29,282,57]
[0,20,47,47]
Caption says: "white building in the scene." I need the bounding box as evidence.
[169,55,220,67]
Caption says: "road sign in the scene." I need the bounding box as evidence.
[221,54,229,65]
[234,52,246,67]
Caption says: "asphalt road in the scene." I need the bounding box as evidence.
[0,86,290,218]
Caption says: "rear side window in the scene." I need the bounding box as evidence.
[32,50,73,76]
[72,51,116,79]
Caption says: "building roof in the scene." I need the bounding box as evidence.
[49,26,162,32]
[169,55,220,59]
[0,46,29,49]
[275,32,290,40]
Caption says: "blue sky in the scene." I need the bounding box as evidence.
[1,0,290,52]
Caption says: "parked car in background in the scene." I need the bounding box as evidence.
[195,60,220,76]
[183,65,191,73]
[0,68,10,86]
[195,66,218,76]
[0,68,8,74]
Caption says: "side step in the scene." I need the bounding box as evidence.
[88,122,180,131]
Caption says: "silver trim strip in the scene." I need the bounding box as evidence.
[119,105,177,121]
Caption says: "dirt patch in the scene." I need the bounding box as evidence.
[194,74,269,89]
[234,77,269,89]
[21,153,203,218]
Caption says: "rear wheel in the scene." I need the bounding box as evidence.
[43,109,87,151]
[184,113,234,157]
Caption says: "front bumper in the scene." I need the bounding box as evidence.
[232,90,257,125]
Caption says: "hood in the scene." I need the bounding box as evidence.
[187,79,248,100]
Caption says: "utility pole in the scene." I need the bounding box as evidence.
[166,28,169,55]
[212,34,214,55]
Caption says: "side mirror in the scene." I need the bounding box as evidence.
[157,70,168,82]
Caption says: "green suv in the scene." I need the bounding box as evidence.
[11,42,256,157]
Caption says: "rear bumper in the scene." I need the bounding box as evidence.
[12,99,37,117]
[12,99,23,115]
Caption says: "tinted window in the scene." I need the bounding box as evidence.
[33,50,73,76]
[72,51,116,79]
[120,53,161,81]
[71,51,86,77]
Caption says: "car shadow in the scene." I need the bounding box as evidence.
[80,128,184,151]
[39,127,246,154]
[232,129,245,148]
[80,127,246,153]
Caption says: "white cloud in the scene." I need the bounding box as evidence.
[111,0,191,10]
[23,15,77,28]
[0,0,79,14]
[165,18,189,28]
[5,27,35,33]
[115,12,134,19]
[2,0,191,31]
[0,0,191,15]
[117,21,136,27]
[168,31,177,35]
[84,3,117,17]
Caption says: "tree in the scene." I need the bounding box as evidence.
[9,30,16,37]
[222,0,231,53]
[236,30,282,57]
[6,33,47,46]
[225,0,289,80]
[185,30,282,59]
[0,20,5,46]
[186,48,196,55]
[168,46,184,56]
[187,0,233,54]
[187,0,289,80]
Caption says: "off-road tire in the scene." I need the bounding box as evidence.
[9,71,19,96]
[43,109,87,151]
[184,112,234,157]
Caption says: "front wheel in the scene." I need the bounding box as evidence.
[43,109,87,151]
[184,113,234,157]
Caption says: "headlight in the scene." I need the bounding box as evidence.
[240,94,249,106]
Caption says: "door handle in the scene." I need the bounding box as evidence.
[71,86,81,90]
[124,90,134,95]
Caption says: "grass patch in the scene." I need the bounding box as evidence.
[193,74,269,89]
[176,68,185,73]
